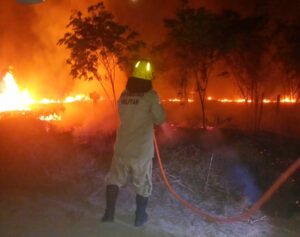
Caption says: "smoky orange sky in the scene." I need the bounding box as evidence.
[0,0,299,100]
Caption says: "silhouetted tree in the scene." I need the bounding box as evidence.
[163,5,233,129]
[225,14,269,131]
[274,20,300,102]
[58,2,144,109]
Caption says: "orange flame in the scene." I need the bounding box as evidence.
[164,96,297,104]
[0,71,91,121]
[39,113,62,121]
[0,72,35,112]
[165,98,194,103]
[1,71,297,123]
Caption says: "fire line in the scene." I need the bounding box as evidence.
[0,71,297,122]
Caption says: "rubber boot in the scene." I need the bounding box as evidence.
[102,184,119,222]
[134,194,148,227]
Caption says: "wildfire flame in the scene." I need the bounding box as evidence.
[0,72,34,112]
[0,70,297,122]
[0,71,91,121]
[165,98,194,103]
[165,96,297,104]
[38,94,90,104]
[39,113,62,121]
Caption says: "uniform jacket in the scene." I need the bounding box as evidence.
[114,89,165,163]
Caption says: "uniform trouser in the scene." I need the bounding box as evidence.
[105,156,153,197]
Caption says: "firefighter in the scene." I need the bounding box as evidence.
[102,59,165,227]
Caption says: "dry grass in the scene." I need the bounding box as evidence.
[0,116,299,236]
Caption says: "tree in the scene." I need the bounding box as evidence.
[274,20,300,102]
[224,14,269,131]
[163,5,232,129]
[164,1,246,128]
[58,2,144,109]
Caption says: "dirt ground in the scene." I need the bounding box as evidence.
[0,117,299,237]
[0,176,299,237]
[0,195,176,237]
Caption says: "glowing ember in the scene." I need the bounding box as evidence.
[39,113,62,121]
[234,99,248,103]
[166,98,194,103]
[63,94,90,103]
[281,97,296,103]
[38,98,60,104]
[205,97,294,104]
[38,95,91,104]
[0,72,34,112]
[164,96,297,104]
[219,98,233,103]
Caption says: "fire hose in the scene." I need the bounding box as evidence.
[154,135,300,223]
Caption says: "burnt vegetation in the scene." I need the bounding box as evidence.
[0,117,299,220]
[0,1,300,235]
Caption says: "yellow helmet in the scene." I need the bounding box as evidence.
[131,60,153,80]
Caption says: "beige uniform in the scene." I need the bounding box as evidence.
[105,90,165,197]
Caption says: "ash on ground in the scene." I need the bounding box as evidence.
[0,118,299,237]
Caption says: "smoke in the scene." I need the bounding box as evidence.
[107,0,180,44]
[0,0,180,100]
[1,2,62,97]
[0,0,120,99]
[1,0,298,98]
[1,0,299,133]
[0,2,39,82]
[218,147,262,204]
[0,1,120,132]
[0,1,176,98]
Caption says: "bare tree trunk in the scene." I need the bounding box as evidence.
[109,76,117,110]
[102,56,118,112]
[253,81,261,132]
[199,92,206,129]
[276,94,281,113]
[95,75,114,106]
[257,93,264,132]
[254,96,258,132]
[195,75,207,129]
